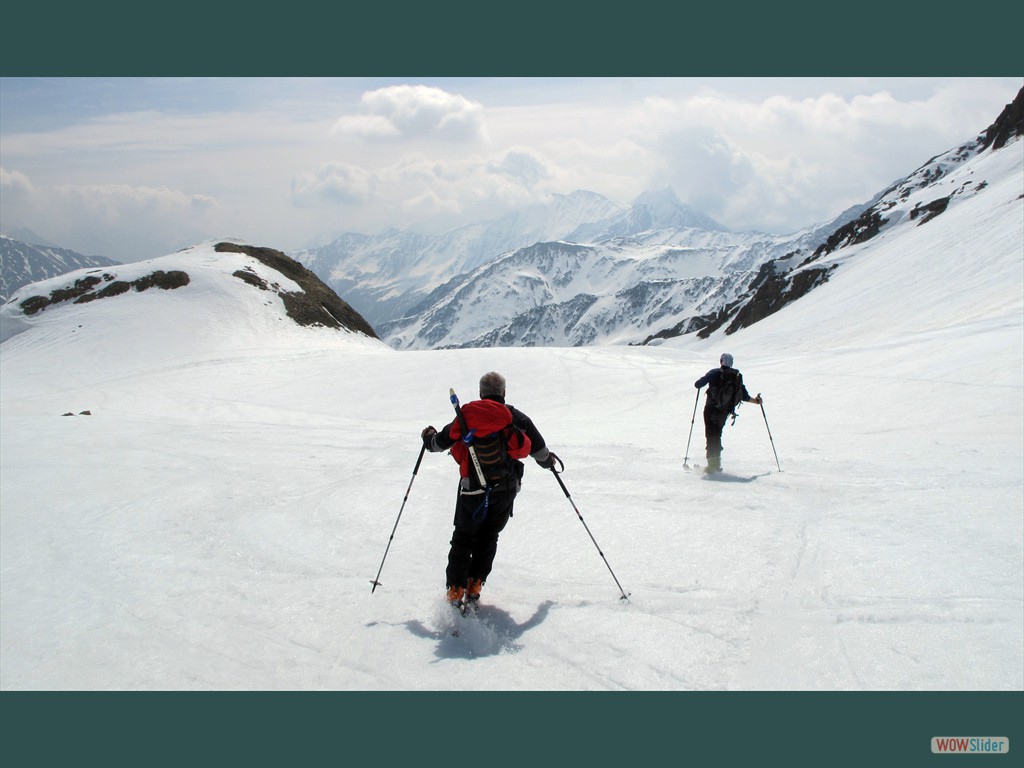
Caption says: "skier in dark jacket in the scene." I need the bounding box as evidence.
[421,371,558,607]
[694,353,761,474]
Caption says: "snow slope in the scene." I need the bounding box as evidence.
[1,136,1021,692]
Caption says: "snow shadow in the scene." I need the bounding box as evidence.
[401,600,555,659]
[700,471,772,483]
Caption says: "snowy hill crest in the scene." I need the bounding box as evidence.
[1,241,379,346]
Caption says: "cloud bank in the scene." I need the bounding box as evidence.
[1,77,1019,260]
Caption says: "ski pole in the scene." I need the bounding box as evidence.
[683,386,702,468]
[370,443,426,593]
[548,460,630,602]
[758,394,782,472]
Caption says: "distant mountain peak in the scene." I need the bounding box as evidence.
[630,187,728,232]
[632,186,684,206]
[1,228,60,248]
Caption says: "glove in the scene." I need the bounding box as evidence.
[694,381,701,389]
[750,396,763,405]
[421,425,437,448]
[537,451,560,470]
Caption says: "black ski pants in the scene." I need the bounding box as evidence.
[446,485,516,588]
[703,406,730,467]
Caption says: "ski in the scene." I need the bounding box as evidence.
[451,597,479,617]
[685,463,730,477]
[450,388,488,489]
[448,598,478,636]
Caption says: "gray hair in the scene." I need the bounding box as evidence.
[479,371,507,398]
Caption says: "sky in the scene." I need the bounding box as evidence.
[1,77,1021,263]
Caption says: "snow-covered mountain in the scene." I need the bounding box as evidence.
[378,88,1023,350]
[294,189,627,329]
[2,227,61,249]
[377,205,881,350]
[0,240,378,348]
[379,236,780,349]
[301,185,868,348]
[566,186,730,242]
[684,84,1023,342]
[1,233,120,303]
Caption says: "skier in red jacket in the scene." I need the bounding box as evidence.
[422,372,558,606]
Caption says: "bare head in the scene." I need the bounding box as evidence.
[479,371,507,399]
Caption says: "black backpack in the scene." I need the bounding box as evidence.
[708,368,743,413]
[469,423,527,488]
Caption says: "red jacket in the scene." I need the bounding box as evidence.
[447,399,532,478]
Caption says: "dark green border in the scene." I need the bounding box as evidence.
[1,1,1023,75]
[2,4,1022,768]
[1,691,1022,766]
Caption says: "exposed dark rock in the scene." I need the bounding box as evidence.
[910,197,950,226]
[133,270,191,292]
[639,313,721,345]
[810,210,887,261]
[37,276,104,311]
[721,264,834,335]
[232,268,267,290]
[980,85,1024,152]
[640,255,835,344]
[77,281,130,303]
[216,242,378,338]
[20,295,56,316]
[693,298,747,339]
[21,276,104,314]
[19,270,190,315]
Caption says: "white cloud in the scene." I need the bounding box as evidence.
[291,162,376,206]
[3,78,1019,252]
[486,147,554,185]
[53,184,217,223]
[0,166,39,239]
[619,85,1017,231]
[1,166,35,197]
[0,174,221,260]
[290,146,566,229]
[400,189,462,218]
[332,85,487,143]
